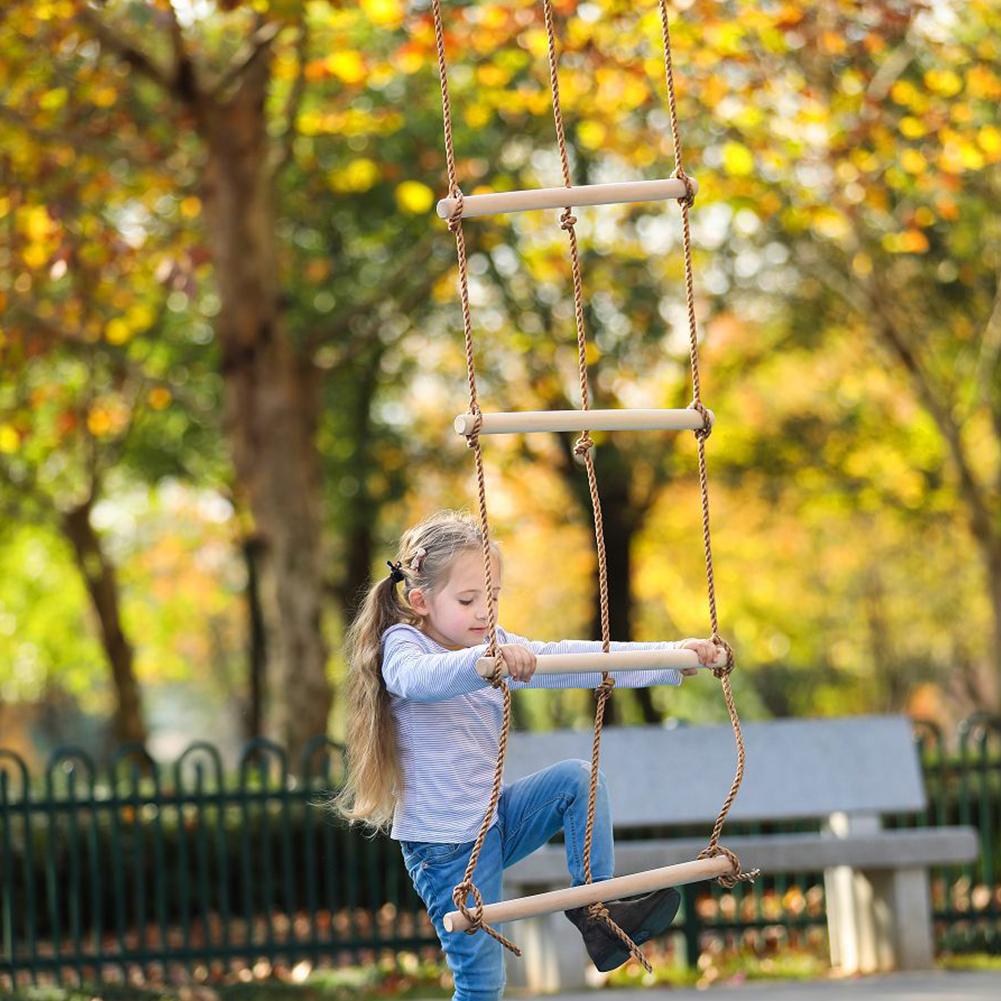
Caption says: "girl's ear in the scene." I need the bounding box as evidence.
[408,588,429,616]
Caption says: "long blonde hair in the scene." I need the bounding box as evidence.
[332,509,497,832]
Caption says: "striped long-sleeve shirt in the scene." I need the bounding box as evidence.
[380,622,686,842]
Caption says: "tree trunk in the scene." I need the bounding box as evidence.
[199,60,331,764]
[589,463,661,725]
[982,542,1001,711]
[61,501,147,749]
[242,534,267,741]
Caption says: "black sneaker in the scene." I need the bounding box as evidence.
[565,886,682,972]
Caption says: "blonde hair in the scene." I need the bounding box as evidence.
[332,509,499,832]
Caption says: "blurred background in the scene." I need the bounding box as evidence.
[2,0,998,767]
[1,0,1000,994]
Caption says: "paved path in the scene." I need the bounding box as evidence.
[505,970,1001,1000]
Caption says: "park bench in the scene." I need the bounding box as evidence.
[500,714,977,992]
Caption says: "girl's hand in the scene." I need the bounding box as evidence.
[680,638,723,675]
[499,643,538,682]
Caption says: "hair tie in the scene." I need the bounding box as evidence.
[386,560,405,584]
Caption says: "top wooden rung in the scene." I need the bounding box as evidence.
[436,177,699,221]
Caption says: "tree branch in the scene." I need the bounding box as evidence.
[272,13,309,182]
[77,8,175,92]
[209,17,282,100]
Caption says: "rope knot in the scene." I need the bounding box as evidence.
[710,635,734,679]
[687,400,713,441]
[559,208,577,230]
[452,880,485,932]
[573,432,593,457]
[698,843,759,889]
[675,168,696,209]
[447,188,465,233]
[595,675,616,697]
[482,647,506,690]
[464,410,483,450]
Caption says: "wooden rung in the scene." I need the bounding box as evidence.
[443,855,733,933]
[476,647,720,679]
[454,408,714,436]
[436,177,699,221]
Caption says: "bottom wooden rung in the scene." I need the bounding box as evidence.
[443,855,733,932]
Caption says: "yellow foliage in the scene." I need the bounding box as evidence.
[327,158,380,193]
[465,104,492,129]
[819,31,846,56]
[0,425,19,454]
[18,206,54,242]
[721,141,754,177]
[126,304,155,331]
[966,64,1001,100]
[900,148,926,174]
[477,65,510,88]
[882,229,929,254]
[924,68,963,97]
[86,408,113,436]
[180,196,201,220]
[890,80,923,109]
[395,180,435,215]
[148,387,172,410]
[977,125,1001,159]
[90,86,117,109]
[326,51,366,86]
[811,208,850,241]
[936,197,959,221]
[361,0,403,28]
[22,243,49,269]
[39,87,68,111]
[105,318,132,345]
[577,120,607,151]
[899,116,926,139]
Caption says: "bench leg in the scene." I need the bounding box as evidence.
[870,866,935,970]
[824,865,935,973]
[502,885,589,993]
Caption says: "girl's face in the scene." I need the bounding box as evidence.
[410,547,502,650]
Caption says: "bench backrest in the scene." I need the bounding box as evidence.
[503,714,925,826]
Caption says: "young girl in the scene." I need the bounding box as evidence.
[334,510,721,1000]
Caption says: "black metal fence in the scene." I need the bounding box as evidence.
[1,717,999,988]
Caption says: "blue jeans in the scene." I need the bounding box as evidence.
[399,759,613,1001]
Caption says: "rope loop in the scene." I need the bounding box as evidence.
[698,843,760,889]
[675,167,696,209]
[595,675,616,697]
[573,431,594,457]
[464,409,483,450]
[587,900,653,973]
[559,207,577,231]
[487,657,506,691]
[710,634,734,679]
[452,879,485,932]
[687,399,713,441]
[447,188,465,232]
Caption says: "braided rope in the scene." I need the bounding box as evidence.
[541,0,652,972]
[657,0,757,889]
[431,0,520,956]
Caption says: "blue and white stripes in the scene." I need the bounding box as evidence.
[381,623,684,842]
